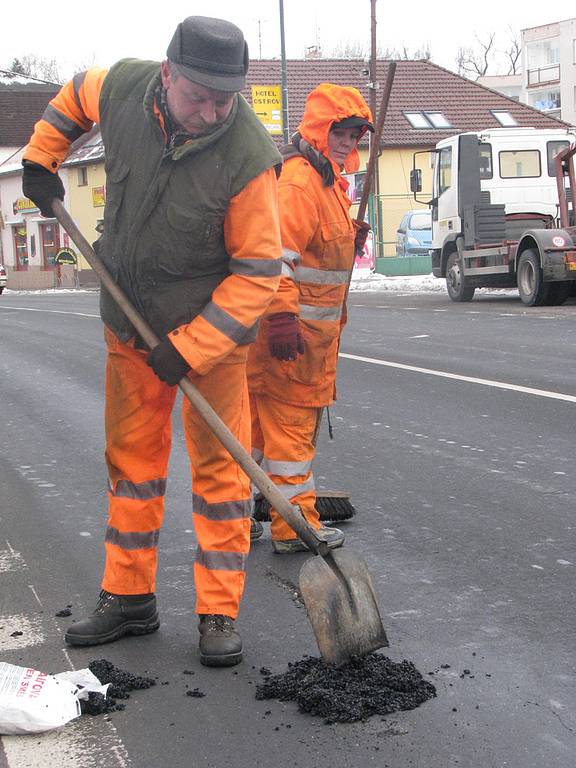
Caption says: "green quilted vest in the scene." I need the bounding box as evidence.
[96,58,281,341]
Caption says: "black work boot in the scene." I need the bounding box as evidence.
[198,614,242,667]
[65,590,159,646]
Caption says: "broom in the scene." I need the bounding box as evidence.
[253,407,356,522]
[254,62,397,525]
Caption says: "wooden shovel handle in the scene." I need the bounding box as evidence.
[52,199,327,555]
[357,61,396,224]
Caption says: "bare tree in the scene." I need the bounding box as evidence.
[328,40,431,60]
[457,33,496,79]
[5,54,63,83]
[504,29,521,75]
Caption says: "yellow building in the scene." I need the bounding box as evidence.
[63,132,105,285]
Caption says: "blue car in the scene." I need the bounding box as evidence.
[395,209,432,257]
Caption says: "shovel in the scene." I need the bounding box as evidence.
[52,198,388,665]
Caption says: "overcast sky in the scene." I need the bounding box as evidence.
[4,1,576,79]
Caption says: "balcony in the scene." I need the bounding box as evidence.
[527,63,560,86]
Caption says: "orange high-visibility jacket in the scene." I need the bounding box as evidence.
[24,66,282,375]
[247,83,372,406]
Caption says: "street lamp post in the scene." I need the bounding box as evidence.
[279,0,290,144]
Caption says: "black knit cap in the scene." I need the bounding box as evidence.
[167,16,249,92]
[332,116,374,132]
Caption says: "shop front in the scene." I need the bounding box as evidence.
[0,167,77,289]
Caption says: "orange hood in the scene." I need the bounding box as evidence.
[297,83,373,175]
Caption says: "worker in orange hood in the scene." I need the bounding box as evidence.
[247,83,373,552]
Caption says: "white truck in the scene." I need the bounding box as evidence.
[410,127,576,305]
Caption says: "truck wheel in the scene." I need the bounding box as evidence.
[517,249,550,306]
[546,281,571,306]
[446,252,475,302]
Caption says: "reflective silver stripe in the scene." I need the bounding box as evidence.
[282,248,299,265]
[42,104,85,143]
[300,304,342,322]
[262,458,313,476]
[251,447,264,463]
[193,493,251,521]
[274,476,316,499]
[295,266,350,285]
[196,548,246,572]
[242,322,259,344]
[72,72,87,107]
[230,258,282,277]
[109,478,166,500]
[105,526,160,550]
[201,302,252,344]
[281,262,296,280]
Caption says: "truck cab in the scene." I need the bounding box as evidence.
[412,127,576,305]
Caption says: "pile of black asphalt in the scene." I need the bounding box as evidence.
[80,659,156,716]
[256,653,436,724]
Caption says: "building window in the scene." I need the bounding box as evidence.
[12,225,28,269]
[491,110,518,127]
[77,167,88,186]
[404,112,431,128]
[499,150,541,179]
[529,90,561,111]
[39,222,60,269]
[404,111,451,129]
[425,112,451,128]
[547,141,570,176]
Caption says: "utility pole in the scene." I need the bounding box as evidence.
[258,19,262,59]
[369,0,382,258]
[279,0,290,144]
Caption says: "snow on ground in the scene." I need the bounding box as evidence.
[2,272,519,297]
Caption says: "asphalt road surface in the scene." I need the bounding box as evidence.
[1,288,575,768]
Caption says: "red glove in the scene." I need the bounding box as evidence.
[353,219,371,258]
[267,313,304,361]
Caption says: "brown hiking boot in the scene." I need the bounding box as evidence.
[272,525,345,554]
[64,590,159,646]
[198,614,242,667]
[250,517,264,541]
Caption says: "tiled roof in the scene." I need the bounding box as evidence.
[0,71,60,147]
[64,128,104,166]
[243,59,570,147]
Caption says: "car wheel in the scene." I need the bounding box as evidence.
[446,251,475,302]
[517,249,550,306]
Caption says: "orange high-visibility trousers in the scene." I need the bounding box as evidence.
[102,327,252,619]
[250,393,321,541]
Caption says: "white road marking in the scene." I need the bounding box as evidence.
[0,614,44,650]
[0,306,99,318]
[28,584,44,608]
[1,720,131,767]
[0,546,25,573]
[339,352,576,403]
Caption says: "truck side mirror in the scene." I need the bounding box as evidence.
[410,168,422,193]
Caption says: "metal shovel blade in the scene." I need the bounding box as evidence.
[298,549,389,665]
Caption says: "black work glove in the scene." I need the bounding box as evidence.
[146,337,191,385]
[22,160,65,217]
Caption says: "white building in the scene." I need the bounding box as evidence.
[521,18,576,125]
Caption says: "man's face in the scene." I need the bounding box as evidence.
[161,61,235,135]
[326,126,361,166]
